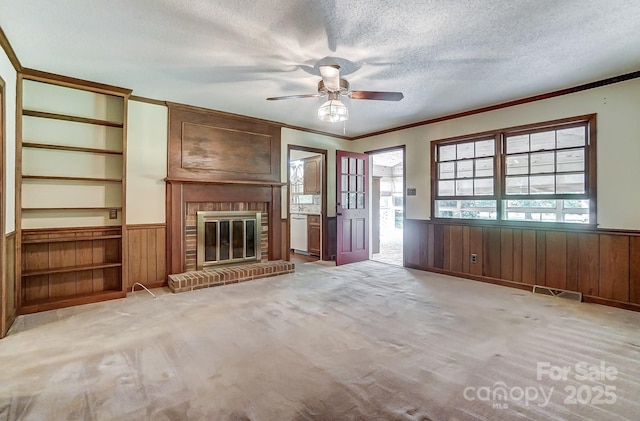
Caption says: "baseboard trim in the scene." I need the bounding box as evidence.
[129,280,166,291]
[406,264,640,312]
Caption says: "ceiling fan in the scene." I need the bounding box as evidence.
[266,65,404,122]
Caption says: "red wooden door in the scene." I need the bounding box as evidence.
[336,150,369,265]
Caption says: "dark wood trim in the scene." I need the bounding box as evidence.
[22,235,121,244]
[15,73,23,314]
[364,145,405,155]
[10,64,637,143]
[164,177,285,186]
[166,182,181,275]
[120,97,129,292]
[430,114,597,228]
[22,109,124,128]
[22,262,122,277]
[126,223,167,230]
[23,175,122,183]
[22,225,121,234]
[583,296,640,312]
[0,82,7,338]
[167,101,351,141]
[405,218,640,312]
[287,145,330,260]
[418,266,640,313]
[129,95,167,107]
[22,142,123,155]
[5,233,17,325]
[130,280,165,291]
[20,68,132,97]
[421,217,639,236]
[19,290,126,315]
[13,64,635,144]
[281,218,289,261]
[417,266,534,292]
[0,26,22,72]
[587,115,598,225]
[350,70,640,140]
[366,145,406,265]
[168,101,282,128]
[22,207,122,211]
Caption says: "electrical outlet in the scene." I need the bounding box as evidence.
[470,253,477,264]
[109,209,118,219]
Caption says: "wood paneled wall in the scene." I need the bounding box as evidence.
[281,219,289,260]
[405,219,640,311]
[1,233,16,338]
[126,224,166,289]
[167,104,281,184]
[325,216,337,261]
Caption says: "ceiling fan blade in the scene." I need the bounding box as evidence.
[266,93,322,101]
[319,65,340,91]
[349,91,404,101]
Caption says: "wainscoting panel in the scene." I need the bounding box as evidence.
[281,219,288,260]
[405,219,640,311]
[126,224,166,289]
[2,233,16,338]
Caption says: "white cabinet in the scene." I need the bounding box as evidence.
[290,214,308,252]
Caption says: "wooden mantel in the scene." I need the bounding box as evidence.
[164,177,286,187]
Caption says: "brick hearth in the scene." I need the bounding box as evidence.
[168,260,295,293]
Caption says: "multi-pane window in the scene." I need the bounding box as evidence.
[503,122,590,223]
[340,156,366,209]
[434,137,497,219]
[433,115,595,224]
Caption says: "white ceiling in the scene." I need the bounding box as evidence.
[1,1,640,138]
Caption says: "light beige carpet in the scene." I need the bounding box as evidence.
[1,261,639,420]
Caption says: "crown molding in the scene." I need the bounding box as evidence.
[350,70,640,140]
[129,95,167,107]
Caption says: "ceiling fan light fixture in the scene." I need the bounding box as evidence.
[318,99,348,122]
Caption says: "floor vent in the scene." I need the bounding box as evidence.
[533,285,582,302]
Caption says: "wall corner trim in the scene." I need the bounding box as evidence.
[0,26,22,72]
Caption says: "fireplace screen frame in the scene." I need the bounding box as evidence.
[196,211,262,269]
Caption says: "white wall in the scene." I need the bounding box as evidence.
[351,78,640,230]
[0,47,16,233]
[126,100,168,224]
[280,128,351,218]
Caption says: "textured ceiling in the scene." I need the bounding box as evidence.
[1,1,640,138]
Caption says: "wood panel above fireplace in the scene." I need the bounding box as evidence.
[167,103,281,184]
[165,104,283,276]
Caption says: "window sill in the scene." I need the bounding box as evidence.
[429,217,599,232]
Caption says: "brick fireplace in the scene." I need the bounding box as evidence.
[166,182,283,275]
[186,203,267,271]
[165,104,284,277]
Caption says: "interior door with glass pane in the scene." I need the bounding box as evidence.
[336,150,369,265]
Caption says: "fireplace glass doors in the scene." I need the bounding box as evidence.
[196,211,261,269]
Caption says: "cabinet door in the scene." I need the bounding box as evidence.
[307,215,321,256]
[303,156,321,194]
